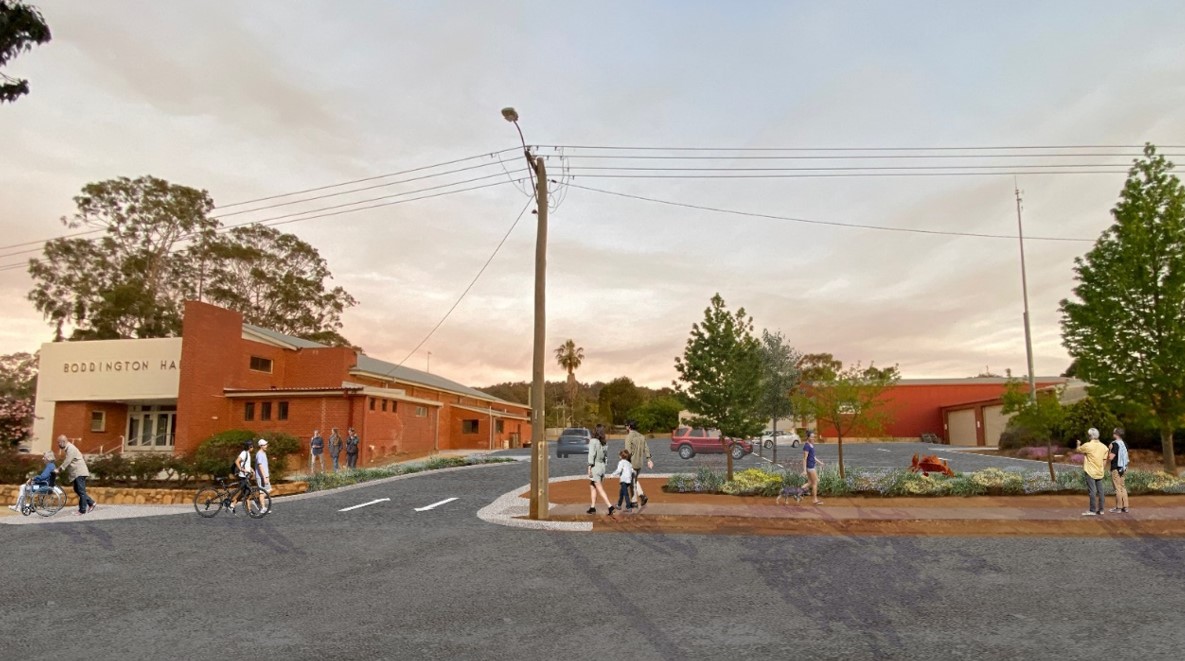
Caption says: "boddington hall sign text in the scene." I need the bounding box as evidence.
[63,359,180,373]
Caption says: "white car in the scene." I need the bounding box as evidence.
[758,430,801,449]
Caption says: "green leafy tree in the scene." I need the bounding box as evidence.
[0,351,37,447]
[627,395,683,434]
[1061,397,1120,446]
[758,330,802,464]
[1000,380,1066,479]
[797,353,842,382]
[200,224,356,345]
[1059,144,1185,473]
[28,176,357,344]
[598,376,642,426]
[673,293,764,480]
[28,176,218,339]
[0,1,51,104]
[794,361,899,478]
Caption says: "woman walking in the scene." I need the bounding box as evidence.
[802,431,825,505]
[587,424,615,515]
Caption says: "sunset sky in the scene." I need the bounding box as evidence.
[3,1,1184,388]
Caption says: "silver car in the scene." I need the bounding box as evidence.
[555,427,592,458]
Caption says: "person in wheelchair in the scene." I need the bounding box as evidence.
[10,451,57,513]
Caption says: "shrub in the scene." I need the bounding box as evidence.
[0,444,39,484]
[693,466,725,494]
[998,425,1053,450]
[721,468,783,496]
[193,429,301,479]
[126,453,169,483]
[163,454,200,487]
[89,453,130,484]
[1124,469,1185,495]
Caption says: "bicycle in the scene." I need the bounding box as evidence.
[17,485,66,517]
[193,476,271,518]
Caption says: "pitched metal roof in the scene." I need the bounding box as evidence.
[240,322,517,406]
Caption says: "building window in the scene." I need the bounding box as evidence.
[278,401,289,421]
[391,401,397,413]
[381,400,388,412]
[90,411,106,432]
[496,420,504,434]
[261,401,272,421]
[415,406,427,417]
[462,419,479,434]
[249,356,273,373]
[369,398,375,411]
[126,405,176,449]
[244,402,255,421]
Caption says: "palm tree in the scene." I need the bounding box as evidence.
[554,339,584,423]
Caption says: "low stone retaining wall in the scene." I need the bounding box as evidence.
[0,481,307,506]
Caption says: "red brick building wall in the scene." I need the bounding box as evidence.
[815,379,1064,441]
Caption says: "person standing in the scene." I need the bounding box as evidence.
[1108,427,1131,513]
[255,439,271,493]
[1076,428,1110,516]
[345,428,360,469]
[623,420,653,507]
[586,425,614,515]
[309,430,325,474]
[54,435,95,516]
[801,431,825,506]
[328,427,343,471]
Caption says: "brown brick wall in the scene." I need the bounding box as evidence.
[51,402,129,454]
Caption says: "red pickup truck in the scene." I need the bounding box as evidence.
[669,426,753,460]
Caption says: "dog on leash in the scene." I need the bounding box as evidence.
[776,484,808,505]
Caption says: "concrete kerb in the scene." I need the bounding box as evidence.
[476,473,682,533]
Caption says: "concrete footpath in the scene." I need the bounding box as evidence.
[539,478,1185,537]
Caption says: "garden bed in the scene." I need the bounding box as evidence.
[664,466,1185,498]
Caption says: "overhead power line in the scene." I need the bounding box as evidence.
[0,177,530,273]
[567,182,1095,243]
[0,148,521,254]
[387,197,535,375]
[541,143,1184,151]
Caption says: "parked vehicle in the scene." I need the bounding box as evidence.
[670,426,753,460]
[758,430,801,449]
[555,427,592,458]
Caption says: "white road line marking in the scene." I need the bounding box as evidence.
[876,448,891,452]
[339,498,390,512]
[414,497,458,512]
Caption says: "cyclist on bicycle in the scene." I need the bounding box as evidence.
[228,440,254,516]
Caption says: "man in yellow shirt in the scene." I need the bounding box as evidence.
[1076,428,1110,516]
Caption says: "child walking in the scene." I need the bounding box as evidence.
[606,449,637,512]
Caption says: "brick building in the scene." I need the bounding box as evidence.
[814,377,1082,446]
[30,301,530,463]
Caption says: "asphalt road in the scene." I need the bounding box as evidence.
[3,443,1179,661]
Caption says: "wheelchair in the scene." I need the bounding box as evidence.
[18,481,66,517]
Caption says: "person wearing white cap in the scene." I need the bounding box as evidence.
[254,439,271,496]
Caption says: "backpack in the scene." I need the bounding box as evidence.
[230,450,255,476]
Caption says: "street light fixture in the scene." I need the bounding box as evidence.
[502,106,549,519]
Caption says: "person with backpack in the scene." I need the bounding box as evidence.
[228,440,254,516]
[345,428,360,469]
[1108,427,1131,513]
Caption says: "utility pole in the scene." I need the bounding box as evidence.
[503,106,549,519]
[1016,183,1054,480]
[1014,183,1037,403]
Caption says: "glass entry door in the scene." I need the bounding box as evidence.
[125,405,176,450]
